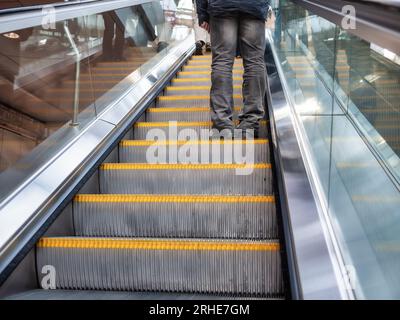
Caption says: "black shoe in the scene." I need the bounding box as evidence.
[195,41,205,56]
[205,42,211,52]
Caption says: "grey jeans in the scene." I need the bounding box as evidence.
[210,15,266,132]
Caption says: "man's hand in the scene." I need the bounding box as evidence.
[200,21,210,33]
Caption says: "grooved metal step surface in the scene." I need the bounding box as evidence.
[99,163,273,195]
[146,107,243,122]
[36,238,283,297]
[119,139,270,163]
[133,121,268,140]
[74,195,277,239]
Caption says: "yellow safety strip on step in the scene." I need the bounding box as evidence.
[172,78,243,83]
[135,121,212,127]
[100,163,272,170]
[191,56,242,60]
[134,120,267,127]
[166,85,241,91]
[37,238,280,251]
[120,139,268,147]
[74,194,275,203]
[147,107,241,112]
[158,94,242,101]
[187,63,243,67]
[184,66,243,70]
[178,70,243,75]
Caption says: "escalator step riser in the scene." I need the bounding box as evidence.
[157,97,244,108]
[37,240,283,296]
[73,197,278,239]
[99,166,273,195]
[183,66,243,71]
[147,110,241,122]
[164,88,242,96]
[171,80,243,87]
[133,124,268,140]
[177,71,243,79]
[119,142,270,163]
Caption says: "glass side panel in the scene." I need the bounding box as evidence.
[268,0,400,298]
[0,0,193,175]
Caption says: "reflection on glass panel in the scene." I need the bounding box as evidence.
[269,0,400,298]
[0,0,194,174]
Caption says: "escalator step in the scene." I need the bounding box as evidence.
[99,163,272,195]
[183,65,243,71]
[133,121,268,139]
[171,78,243,86]
[177,70,244,79]
[119,139,270,163]
[146,107,243,122]
[157,95,244,108]
[164,85,242,96]
[73,194,277,239]
[36,237,284,296]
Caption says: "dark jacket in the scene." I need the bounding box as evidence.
[196,0,270,25]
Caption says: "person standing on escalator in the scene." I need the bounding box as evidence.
[196,0,270,138]
[193,0,210,55]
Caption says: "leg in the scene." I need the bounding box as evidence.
[237,17,266,134]
[209,16,239,132]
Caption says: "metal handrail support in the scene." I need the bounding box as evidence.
[63,21,81,126]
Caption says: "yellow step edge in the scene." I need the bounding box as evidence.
[135,121,212,127]
[134,120,267,127]
[120,139,268,146]
[158,94,242,101]
[37,238,279,251]
[166,85,241,91]
[147,107,241,112]
[187,63,243,67]
[184,66,243,70]
[74,194,275,203]
[172,77,243,83]
[191,56,242,61]
[179,71,243,75]
[100,163,272,170]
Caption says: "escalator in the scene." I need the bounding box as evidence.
[1,0,400,301]
[4,54,284,299]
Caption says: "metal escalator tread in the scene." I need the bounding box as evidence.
[99,163,273,195]
[73,194,277,239]
[36,237,283,297]
[133,121,268,139]
[33,54,284,299]
[119,139,270,163]
[157,95,244,108]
